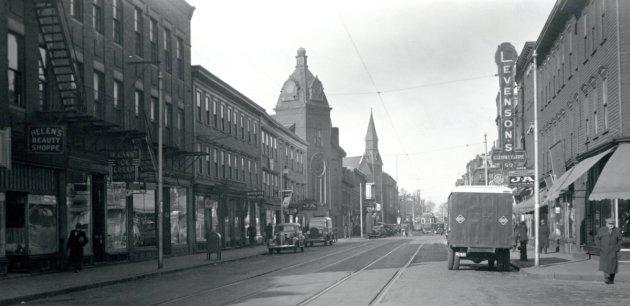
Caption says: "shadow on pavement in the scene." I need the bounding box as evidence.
[511,257,571,269]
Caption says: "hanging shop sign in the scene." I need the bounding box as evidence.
[301,199,318,210]
[508,169,535,187]
[495,42,518,153]
[108,149,141,182]
[27,125,65,154]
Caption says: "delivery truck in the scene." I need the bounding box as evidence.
[446,185,514,271]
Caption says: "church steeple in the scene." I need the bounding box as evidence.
[364,110,382,166]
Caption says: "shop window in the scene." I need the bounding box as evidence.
[107,182,127,252]
[28,195,58,255]
[133,190,156,247]
[170,187,187,245]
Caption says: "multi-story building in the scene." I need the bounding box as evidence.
[515,0,630,255]
[0,0,195,274]
[260,114,308,226]
[191,65,265,249]
[272,48,346,228]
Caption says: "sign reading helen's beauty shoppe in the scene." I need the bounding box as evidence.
[27,125,65,154]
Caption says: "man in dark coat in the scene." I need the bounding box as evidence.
[67,223,89,272]
[264,223,273,245]
[596,217,623,284]
[247,224,256,247]
[538,219,550,254]
[516,221,528,261]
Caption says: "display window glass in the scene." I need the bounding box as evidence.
[195,196,206,242]
[28,195,58,255]
[107,182,127,252]
[133,190,156,247]
[170,187,187,245]
[67,179,92,255]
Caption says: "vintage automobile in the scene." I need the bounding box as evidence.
[268,223,305,254]
[305,216,335,246]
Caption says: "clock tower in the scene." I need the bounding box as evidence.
[273,48,346,221]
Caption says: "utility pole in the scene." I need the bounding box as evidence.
[484,133,488,186]
[157,72,164,269]
[360,183,363,238]
[533,50,540,267]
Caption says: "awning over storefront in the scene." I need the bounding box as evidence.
[545,147,615,203]
[589,143,630,200]
[514,188,548,213]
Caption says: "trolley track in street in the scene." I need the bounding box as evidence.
[151,239,399,306]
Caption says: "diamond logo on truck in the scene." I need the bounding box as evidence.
[455,214,465,224]
[498,216,508,225]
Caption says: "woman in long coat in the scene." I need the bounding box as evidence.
[596,218,623,284]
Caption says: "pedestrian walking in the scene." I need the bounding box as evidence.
[264,223,273,245]
[247,224,256,247]
[516,221,528,261]
[539,219,550,254]
[66,223,88,273]
[596,218,623,284]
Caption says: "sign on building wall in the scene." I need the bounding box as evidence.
[495,43,517,153]
[27,125,65,154]
[108,149,141,182]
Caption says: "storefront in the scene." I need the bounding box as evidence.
[1,162,60,273]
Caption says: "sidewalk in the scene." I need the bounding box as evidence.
[1,238,627,305]
[510,243,630,283]
[0,244,268,306]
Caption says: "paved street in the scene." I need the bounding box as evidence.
[17,235,630,306]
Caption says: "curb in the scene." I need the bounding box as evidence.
[0,251,265,306]
[515,267,629,284]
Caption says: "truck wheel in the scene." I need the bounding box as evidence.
[447,248,454,270]
[488,259,495,269]
[497,250,509,272]
[453,254,460,270]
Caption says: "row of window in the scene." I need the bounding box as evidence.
[196,145,259,186]
[70,0,185,79]
[537,70,610,175]
[539,1,607,106]
[194,91,260,146]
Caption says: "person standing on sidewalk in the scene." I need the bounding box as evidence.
[539,219,550,254]
[516,221,528,261]
[67,223,88,273]
[596,218,623,284]
[265,223,273,245]
[247,224,256,247]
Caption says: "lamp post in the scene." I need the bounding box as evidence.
[533,50,540,267]
[128,59,163,269]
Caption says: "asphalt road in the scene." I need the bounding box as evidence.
[22,235,630,306]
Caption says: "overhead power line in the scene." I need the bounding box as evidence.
[337,11,422,186]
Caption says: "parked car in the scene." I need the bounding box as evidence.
[268,223,305,254]
[305,216,334,246]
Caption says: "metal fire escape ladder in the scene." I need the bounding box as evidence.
[142,115,159,182]
[34,0,84,111]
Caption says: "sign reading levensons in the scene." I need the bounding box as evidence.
[495,43,517,153]
[28,125,65,154]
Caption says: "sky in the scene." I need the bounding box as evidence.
[187,0,558,206]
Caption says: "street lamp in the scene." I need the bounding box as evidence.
[128,58,163,269]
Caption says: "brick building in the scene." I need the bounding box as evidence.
[514,0,630,255]
[0,0,195,274]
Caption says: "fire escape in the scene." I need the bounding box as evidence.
[32,0,200,183]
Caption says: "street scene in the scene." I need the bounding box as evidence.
[2,0,630,305]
